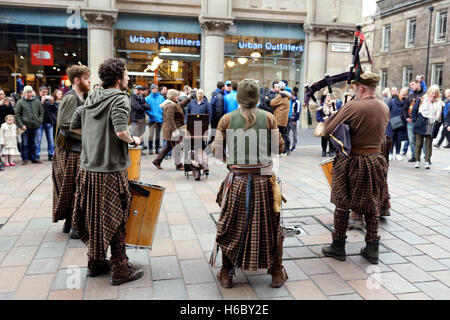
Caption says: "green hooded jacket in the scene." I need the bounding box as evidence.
[70,88,131,172]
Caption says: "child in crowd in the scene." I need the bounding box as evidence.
[0,115,22,167]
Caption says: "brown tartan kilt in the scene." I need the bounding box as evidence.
[72,169,131,261]
[215,175,283,271]
[52,146,81,223]
[331,152,388,216]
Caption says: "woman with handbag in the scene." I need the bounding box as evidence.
[316,93,338,157]
[411,85,443,169]
[386,88,408,161]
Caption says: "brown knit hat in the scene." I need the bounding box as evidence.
[236,79,259,108]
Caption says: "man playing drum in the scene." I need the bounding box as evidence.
[52,65,90,239]
[70,58,143,285]
[321,72,390,264]
[212,79,288,288]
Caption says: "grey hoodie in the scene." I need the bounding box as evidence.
[70,88,131,172]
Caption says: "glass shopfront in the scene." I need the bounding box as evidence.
[224,22,305,89]
[114,29,201,90]
[0,8,88,95]
[114,14,202,90]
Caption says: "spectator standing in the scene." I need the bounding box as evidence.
[145,84,164,155]
[152,89,194,170]
[0,114,22,166]
[259,81,279,113]
[287,92,301,152]
[386,87,408,161]
[417,75,428,93]
[270,81,291,155]
[130,85,150,149]
[0,89,15,126]
[224,81,239,113]
[403,80,425,162]
[210,81,225,143]
[15,85,44,165]
[185,89,212,123]
[36,86,57,160]
[434,88,450,148]
[382,88,391,105]
[160,86,168,99]
[224,81,232,95]
[412,85,443,169]
[316,93,337,157]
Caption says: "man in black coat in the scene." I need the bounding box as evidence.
[210,81,225,143]
[258,81,279,113]
[403,80,425,162]
[130,85,150,148]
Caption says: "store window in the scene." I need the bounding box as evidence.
[0,9,87,96]
[224,35,304,90]
[114,29,201,90]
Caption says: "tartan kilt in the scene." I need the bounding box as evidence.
[380,135,392,215]
[52,146,80,223]
[72,169,131,261]
[215,175,283,271]
[331,153,388,216]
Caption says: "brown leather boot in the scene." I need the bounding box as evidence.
[270,240,288,288]
[217,252,234,288]
[110,263,144,286]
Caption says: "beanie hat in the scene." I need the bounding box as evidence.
[236,79,259,108]
[23,85,33,93]
[166,89,179,101]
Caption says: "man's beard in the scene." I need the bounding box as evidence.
[80,82,90,93]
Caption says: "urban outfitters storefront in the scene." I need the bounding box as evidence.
[114,14,305,92]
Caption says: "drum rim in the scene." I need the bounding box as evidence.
[318,156,335,166]
[129,180,165,191]
[128,146,143,150]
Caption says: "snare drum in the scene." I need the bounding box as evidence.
[127,146,142,181]
[318,157,335,188]
[125,181,165,249]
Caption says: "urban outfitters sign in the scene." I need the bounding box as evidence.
[129,35,201,47]
[238,41,304,52]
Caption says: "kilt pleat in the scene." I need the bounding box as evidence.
[72,169,131,261]
[52,147,80,223]
[216,175,283,271]
[331,153,388,216]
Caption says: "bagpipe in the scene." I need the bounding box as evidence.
[303,25,373,107]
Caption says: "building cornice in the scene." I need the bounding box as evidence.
[304,23,356,38]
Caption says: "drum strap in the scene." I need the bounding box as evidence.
[129,182,150,197]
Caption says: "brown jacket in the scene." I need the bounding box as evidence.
[270,91,291,127]
[161,97,191,140]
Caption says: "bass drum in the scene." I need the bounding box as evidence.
[127,146,142,181]
[126,181,165,249]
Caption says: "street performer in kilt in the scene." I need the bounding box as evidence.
[321,72,390,264]
[52,65,90,239]
[211,79,288,288]
[70,58,143,285]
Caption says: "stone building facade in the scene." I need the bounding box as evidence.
[0,0,363,127]
[372,0,450,91]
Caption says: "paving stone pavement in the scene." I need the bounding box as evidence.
[0,128,449,300]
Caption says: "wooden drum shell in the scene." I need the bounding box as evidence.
[125,181,165,249]
[127,146,142,181]
[319,157,334,188]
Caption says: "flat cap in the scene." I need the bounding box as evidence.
[351,72,380,87]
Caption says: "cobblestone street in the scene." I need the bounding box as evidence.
[1,129,450,300]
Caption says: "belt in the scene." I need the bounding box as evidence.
[228,165,272,175]
[233,174,270,179]
[350,147,381,155]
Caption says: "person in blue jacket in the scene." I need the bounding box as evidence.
[386,87,408,161]
[224,81,238,113]
[145,84,165,154]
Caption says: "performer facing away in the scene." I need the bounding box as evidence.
[52,65,90,239]
[321,72,390,265]
[70,58,143,285]
[212,79,288,288]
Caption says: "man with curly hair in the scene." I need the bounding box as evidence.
[70,58,144,285]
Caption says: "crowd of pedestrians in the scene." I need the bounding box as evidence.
[381,75,450,172]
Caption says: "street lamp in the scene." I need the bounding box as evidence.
[425,6,434,85]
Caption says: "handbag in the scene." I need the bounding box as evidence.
[389,115,404,130]
[314,122,325,137]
